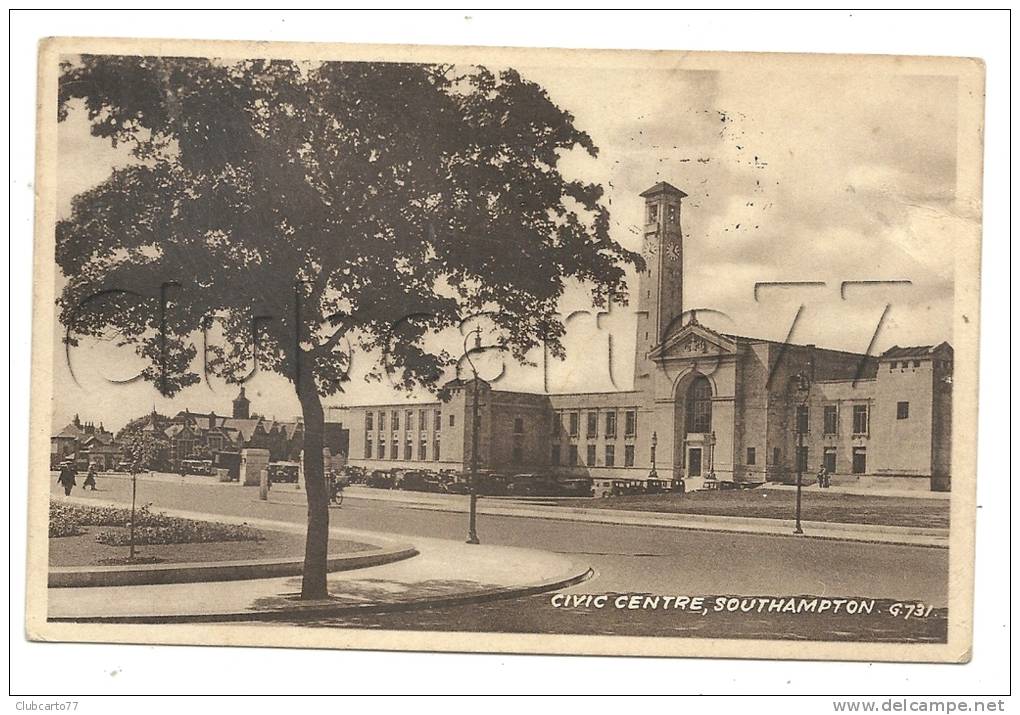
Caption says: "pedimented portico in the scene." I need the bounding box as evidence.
[646,318,742,483]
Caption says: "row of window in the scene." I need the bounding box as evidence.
[555,409,638,439]
[796,404,873,436]
[364,436,442,462]
[552,443,637,468]
[796,446,867,474]
[749,446,868,474]
[365,409,449,434]
[796,402,912,436]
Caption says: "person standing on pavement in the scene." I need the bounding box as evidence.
[83,464,98,491]
[57,463,77,496]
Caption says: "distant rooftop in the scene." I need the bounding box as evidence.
[639,181,687,198]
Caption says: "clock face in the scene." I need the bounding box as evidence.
[665,242,681,262]
[643,236,658,256]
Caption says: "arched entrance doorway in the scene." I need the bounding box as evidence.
[674,373,715,479]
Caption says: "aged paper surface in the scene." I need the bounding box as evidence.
[28,36,984,662]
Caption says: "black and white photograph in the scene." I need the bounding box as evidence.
[25,29,986,670]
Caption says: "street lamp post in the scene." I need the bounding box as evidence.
[792,371,810,535]
[649,431,658,478]
[464,328,482,545]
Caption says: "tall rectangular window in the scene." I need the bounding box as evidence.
[364,437,373,459]
[605,444,616,467]
[404,438,412,461]
[852,447,867,474]
[746,447,756,465]
[823,405,838,435]
[378,438,385,459]
[796,445,809,473]
[365,413,374,431]
[796,405,809,434]
[625,410,637,437]
[551,412,561,436]
[390,440,398,460]
[433,439,441,461]
[586,411,598,438]
[624,444,635,467]
[405,410,413,431]
[449,414,456,428]
[605,411,618,438]
[569,412,579,438]
[419,409,427,431]
[586,444,597,466]
[419,439,427,460]
[379,412,386,432]
[897,401,910,420]
[852,405,869,435]
[513,417,524,434]
[823,448,837,474]
[434,410,442,431]
[647,204,658,223]
[391,410,399,431]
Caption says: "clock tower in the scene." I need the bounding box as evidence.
[633,181,687,385]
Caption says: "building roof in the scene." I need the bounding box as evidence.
[54,423,83,439]
[880,343,953,360]
[639,181,688,198]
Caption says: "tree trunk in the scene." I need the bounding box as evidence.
[297,372,329,600]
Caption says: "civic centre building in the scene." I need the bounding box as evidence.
[330,182,953,491]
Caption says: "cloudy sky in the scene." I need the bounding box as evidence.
[52,53,971,431]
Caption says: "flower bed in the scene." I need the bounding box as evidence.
[49,501,263,544]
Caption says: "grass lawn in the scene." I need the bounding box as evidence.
[555,488,949,529]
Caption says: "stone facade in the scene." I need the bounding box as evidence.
[328,181,953,491]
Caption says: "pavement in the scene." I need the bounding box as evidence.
[73,473,949,548]
[269,484,949,548]
[47,496,592,623]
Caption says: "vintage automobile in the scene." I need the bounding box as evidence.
[506,473,562,497]
[180,458,214,476]
[447,472,509,496]
[396,470,432,492]
[365,469,397,489]
[555,477,595,497]
[592,478,647,498]
[267,461,300,483]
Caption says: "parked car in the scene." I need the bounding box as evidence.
[446,472,509,496]
[555,477,594,496]
[180,458,214,476]
[366,469,397,489]
[421,472,449,493]
[396,470,431,492]
[340,465,366,484]
[507,473,561,497]
[267,461,300,483]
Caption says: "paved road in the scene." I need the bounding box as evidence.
[50,477,949,639]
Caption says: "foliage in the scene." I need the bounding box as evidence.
[48,500,264,543]
[94,521,263,546]
[56,56,640,597]
[123,432,170,474]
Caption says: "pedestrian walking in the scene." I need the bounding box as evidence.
[57,463,77,496]
[83,464,98,491]
[817,463,831,489]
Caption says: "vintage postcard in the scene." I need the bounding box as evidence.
[28,36,984,662]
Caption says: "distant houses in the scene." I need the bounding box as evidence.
[50,387,348,473]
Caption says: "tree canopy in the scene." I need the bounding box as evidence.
[57,55,640,597]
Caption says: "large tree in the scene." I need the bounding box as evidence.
[57,55,639,598]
